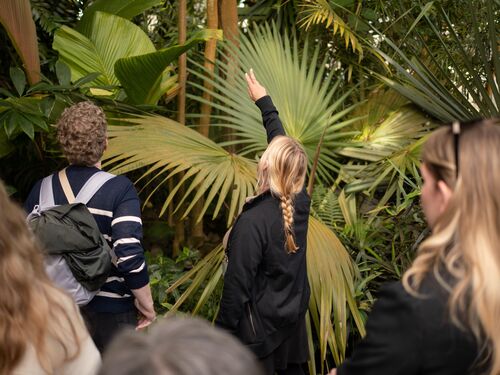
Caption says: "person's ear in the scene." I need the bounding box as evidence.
[437,180,453,209]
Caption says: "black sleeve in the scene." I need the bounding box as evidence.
[215,215,264,334]
[255,95,286,143]
[337,282,421,375]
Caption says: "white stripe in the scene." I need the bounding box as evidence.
[96,291,131,298]
[129,262,146,273]
[88,207,113,217]
[103,234,112,241]
[111,216,142,226]
[113,238,141,247]
[106,276,125,283]
[117,254,137,264]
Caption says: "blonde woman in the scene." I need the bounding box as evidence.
[0,181,101,375]
[332,119,500,375]
[216,70,310,375]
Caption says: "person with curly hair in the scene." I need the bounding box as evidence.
[25,101,156,353]
[0,180,100,375]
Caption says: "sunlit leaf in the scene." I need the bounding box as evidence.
[115,29,222,104]
[78,0,163,33]
[0,0,40,84]
[103,114,257,226]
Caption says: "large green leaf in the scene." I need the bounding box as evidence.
[166,216,365,372]
[103,114,257,226]
[115,29,223,105]
[53,11,155,87]
[78,0,163,33]
[0,0,40,84]
[188,23,361,184]
[0,129,14,158]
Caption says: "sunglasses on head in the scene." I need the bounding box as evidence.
[452,121,460,178]
[451,119,483,178]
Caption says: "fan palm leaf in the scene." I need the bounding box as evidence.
[103,114,257,226]
[188,23,361,185]
[337,90,434,210]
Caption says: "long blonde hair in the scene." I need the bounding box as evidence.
[0,181,82,374]
[403,118,500,374]
[257,136,308,253]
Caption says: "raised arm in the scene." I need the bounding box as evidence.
[245,69,285,143]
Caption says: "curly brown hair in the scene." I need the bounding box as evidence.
[56,101,107,166]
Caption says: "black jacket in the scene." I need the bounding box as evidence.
[216,96,311,358]
[338,275,484,375]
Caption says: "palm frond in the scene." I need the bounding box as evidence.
[368,0,499,121]
[188,23,361,184]
[298,0,363,56]
[337,90,434,209]
[103,114,257,226]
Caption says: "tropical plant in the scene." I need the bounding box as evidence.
[53,1,221,105]
[104,113,257,226]
[0,63,105,158]
[337,88,433,210]
[189,24,361,184]
[366,0,500,122]
[0,0,40,84]
[298,0,365,58]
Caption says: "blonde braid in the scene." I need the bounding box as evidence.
[280,195,299,253]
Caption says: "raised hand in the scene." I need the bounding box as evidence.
[245,68,267,102]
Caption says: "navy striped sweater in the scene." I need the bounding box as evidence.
[25,165,149,313]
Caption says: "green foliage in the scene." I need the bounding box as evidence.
[338,89,434,209]
[54,11,219,105]
[115,29,222,104]
[0,0,40,84]
[78,0,163,31]
[147,248,222,319]
[367,0,500,121]
[104,114,257,226]
[298,0,363,57]
[0,64,103,157]
[189,23,361,184]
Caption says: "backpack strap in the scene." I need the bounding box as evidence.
[74,170,116,205]
[59,168,76,203]
[39,175,56,209]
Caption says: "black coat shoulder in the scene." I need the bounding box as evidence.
[338,276,480,375]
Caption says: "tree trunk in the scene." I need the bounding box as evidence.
[198,0,219,138]
[190,0,219,245]
[219,0,239,153]
[172,0,188,257]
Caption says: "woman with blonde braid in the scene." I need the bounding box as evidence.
[332,118,500,375]
[0,181,100,375]
[216,70,310,375]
